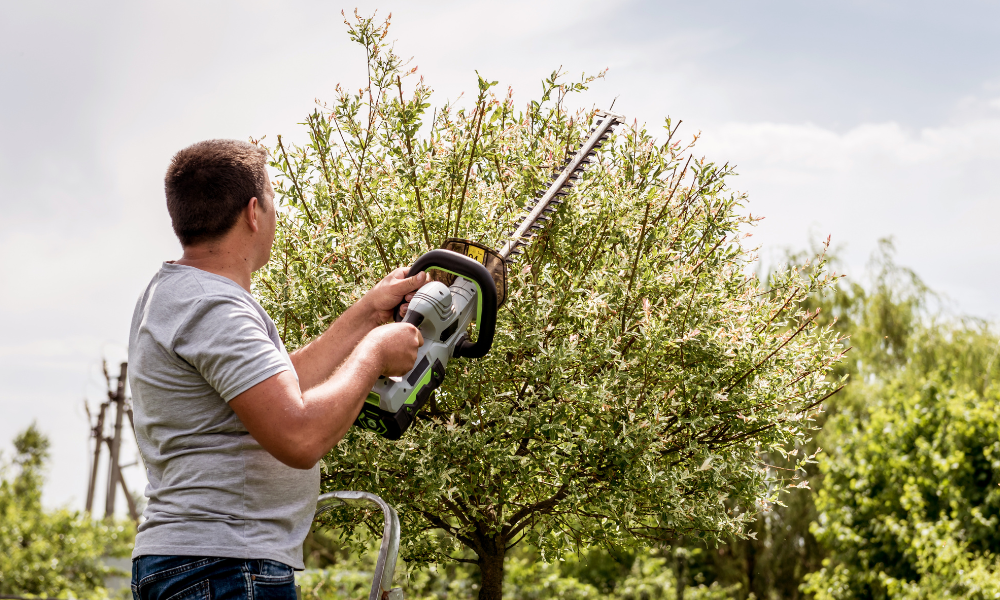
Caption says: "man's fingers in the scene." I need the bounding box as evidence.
[403,322,423,345]
[398,271,426,292]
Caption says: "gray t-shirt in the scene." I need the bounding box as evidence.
[128,262,319,568]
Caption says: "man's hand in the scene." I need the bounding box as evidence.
[363,268,428,324]
[362,322,425,376]
[289,266,428,393]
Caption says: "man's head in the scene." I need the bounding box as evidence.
[165,140,272,248]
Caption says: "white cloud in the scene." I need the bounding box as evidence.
[706,116,1000,171]
[696,114,1000,318]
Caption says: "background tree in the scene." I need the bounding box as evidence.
[258,12,843,599]
[0,424,133,599]
[665,241,950,599]
[801,244,1000,599]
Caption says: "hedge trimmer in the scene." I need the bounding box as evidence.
[353,110,623,440]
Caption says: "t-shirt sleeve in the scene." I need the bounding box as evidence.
[172,295,291,401]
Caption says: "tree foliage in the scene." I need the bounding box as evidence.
[802,243,1000,599]
[258,12,843,598]
[0,424,133,599]
[297,544,741,600]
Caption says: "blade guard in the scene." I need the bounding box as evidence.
[395,249,498,359]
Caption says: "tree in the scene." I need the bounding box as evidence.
[802,245,1000,599]
[0,424,133,599]
[258,12,843,599]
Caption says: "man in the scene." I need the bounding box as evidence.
[128,139,424,599]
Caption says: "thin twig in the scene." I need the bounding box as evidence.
[453,90,489,239]
[276,135,315,224]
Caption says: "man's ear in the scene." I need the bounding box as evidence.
[246,197,261,233]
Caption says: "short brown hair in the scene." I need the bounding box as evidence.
[165,140,270,246]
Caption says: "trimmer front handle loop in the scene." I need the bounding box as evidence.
[394,249,499,359]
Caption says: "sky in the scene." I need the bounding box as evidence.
[2,0,999,514]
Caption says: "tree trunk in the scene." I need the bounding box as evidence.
[478,550,505,600]
[674,546,687,600]
[745,537,756,600]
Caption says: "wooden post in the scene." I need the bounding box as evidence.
[123,404,143,523]
[674,543,687,600]
[104,362,128,519]
[84,400,108,514]
[102,436,140,523]
[119,467,140,523]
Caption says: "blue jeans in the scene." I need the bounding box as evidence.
[131,555,297,600]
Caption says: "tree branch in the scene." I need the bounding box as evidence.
[503,483,571,539]
[725,309,822,394]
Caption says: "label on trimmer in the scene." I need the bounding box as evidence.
[465,245,486,265]
[357,406,389,436]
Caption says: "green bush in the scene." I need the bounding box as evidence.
[803,246,1000,599]
[0,424,133,599]
[296,545,738,599]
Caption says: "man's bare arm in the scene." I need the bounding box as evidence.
[288,299,377,392]
[290,268,427,391]
[231,323,423,469]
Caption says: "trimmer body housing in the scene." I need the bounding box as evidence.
[354,249,498,440]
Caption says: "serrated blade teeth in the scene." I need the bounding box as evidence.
[499,108,622,261]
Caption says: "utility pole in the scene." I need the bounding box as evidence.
[84,397,109,514]
[104,362,127,519]
[85,361,139,523]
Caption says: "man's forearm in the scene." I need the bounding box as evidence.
[290,297,377,391]
[230,320,422,469]
[297,339,383,457]
[290,267,425,391]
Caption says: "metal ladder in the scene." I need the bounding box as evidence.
[312,491,404,600]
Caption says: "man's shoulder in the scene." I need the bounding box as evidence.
[134,264,266,336]
[143,264,262,317]
[156,263,248,299]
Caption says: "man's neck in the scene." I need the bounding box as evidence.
[175,242,255,292]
